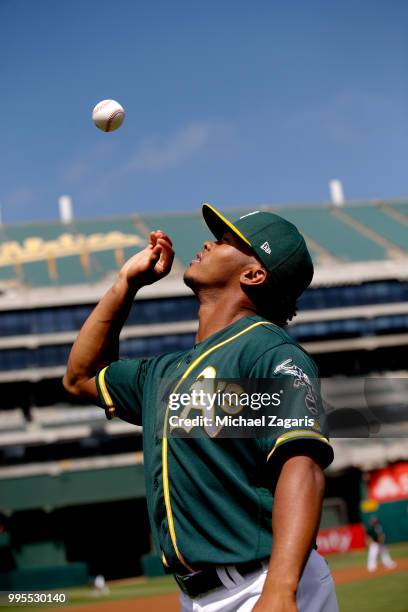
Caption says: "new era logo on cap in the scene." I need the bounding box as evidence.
[260,241,271,255]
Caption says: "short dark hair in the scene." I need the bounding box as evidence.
[243,275,298,327]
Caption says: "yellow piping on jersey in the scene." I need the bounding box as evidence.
[98,366,114,406]
[267,429,331,462]
[162,320,272,571]
[161,552,169,567]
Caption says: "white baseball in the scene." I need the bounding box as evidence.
[92,99,125,132]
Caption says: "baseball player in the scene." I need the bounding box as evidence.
[64,204,338,611]
[366,516,396,572]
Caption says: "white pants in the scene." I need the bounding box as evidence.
[367,541,396,571]
[180,549,338,611]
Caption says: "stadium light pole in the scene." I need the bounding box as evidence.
[329,179,345,206]
[59,195,73,224]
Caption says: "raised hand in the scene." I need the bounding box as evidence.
[119,231,174,288]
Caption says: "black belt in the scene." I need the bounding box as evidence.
[174,558,268,599]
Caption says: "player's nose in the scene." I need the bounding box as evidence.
[203,240,214,251]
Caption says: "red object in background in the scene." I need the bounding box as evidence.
[317,524,366,555]
[368,462,408,502]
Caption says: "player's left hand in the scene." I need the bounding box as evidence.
[252,590,297,611]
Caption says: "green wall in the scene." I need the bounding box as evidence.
[0,464,145,512]
[361,500,408,544]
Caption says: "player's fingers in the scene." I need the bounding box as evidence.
[156,239,174,269]
[153,230,173,247]
[157,237,174,254]
[149,231,162,247]
[150,244,162,260]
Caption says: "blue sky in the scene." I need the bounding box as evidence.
[1,0,407,223]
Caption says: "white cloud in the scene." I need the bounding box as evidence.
[61,141,117,184]
[74,120,223,205]
[126,121,212,173]
[63,159,90,183]
[284,90,397,147]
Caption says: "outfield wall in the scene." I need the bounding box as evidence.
[1,464,145,513]
[361,461,408,543]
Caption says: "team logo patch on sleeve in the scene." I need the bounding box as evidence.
[274,358,319,416]
[274,358,310,383]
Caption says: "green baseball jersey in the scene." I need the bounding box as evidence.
[366,522,384,543]
[96,313,333,574]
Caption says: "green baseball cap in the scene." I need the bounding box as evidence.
[202,203,314,297]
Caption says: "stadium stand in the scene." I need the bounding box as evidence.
[342,204,408,253]
[272,206,388,261]
[0,201,407,290]
[390,201,408,217]
[0,199,407,583]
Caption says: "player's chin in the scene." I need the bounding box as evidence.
[183,264,203,290]
[183,266,196,289]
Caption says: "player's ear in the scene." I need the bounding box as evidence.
[240,264,268,287]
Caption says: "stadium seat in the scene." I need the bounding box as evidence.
[342,204,408,253]
[275,207,387,261]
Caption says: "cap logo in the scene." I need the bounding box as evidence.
[239,211,260,219]
[260,241,271,255]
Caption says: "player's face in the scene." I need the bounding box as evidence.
[183,230,260,291]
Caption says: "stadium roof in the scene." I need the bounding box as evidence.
[0,200,407,293]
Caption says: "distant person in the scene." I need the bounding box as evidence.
[366,516,396,572]
[93,574,110,596]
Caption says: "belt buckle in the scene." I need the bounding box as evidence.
[174,573,187,595]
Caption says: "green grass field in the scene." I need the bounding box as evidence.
[0,543,407,611]
[336,573,408,612]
